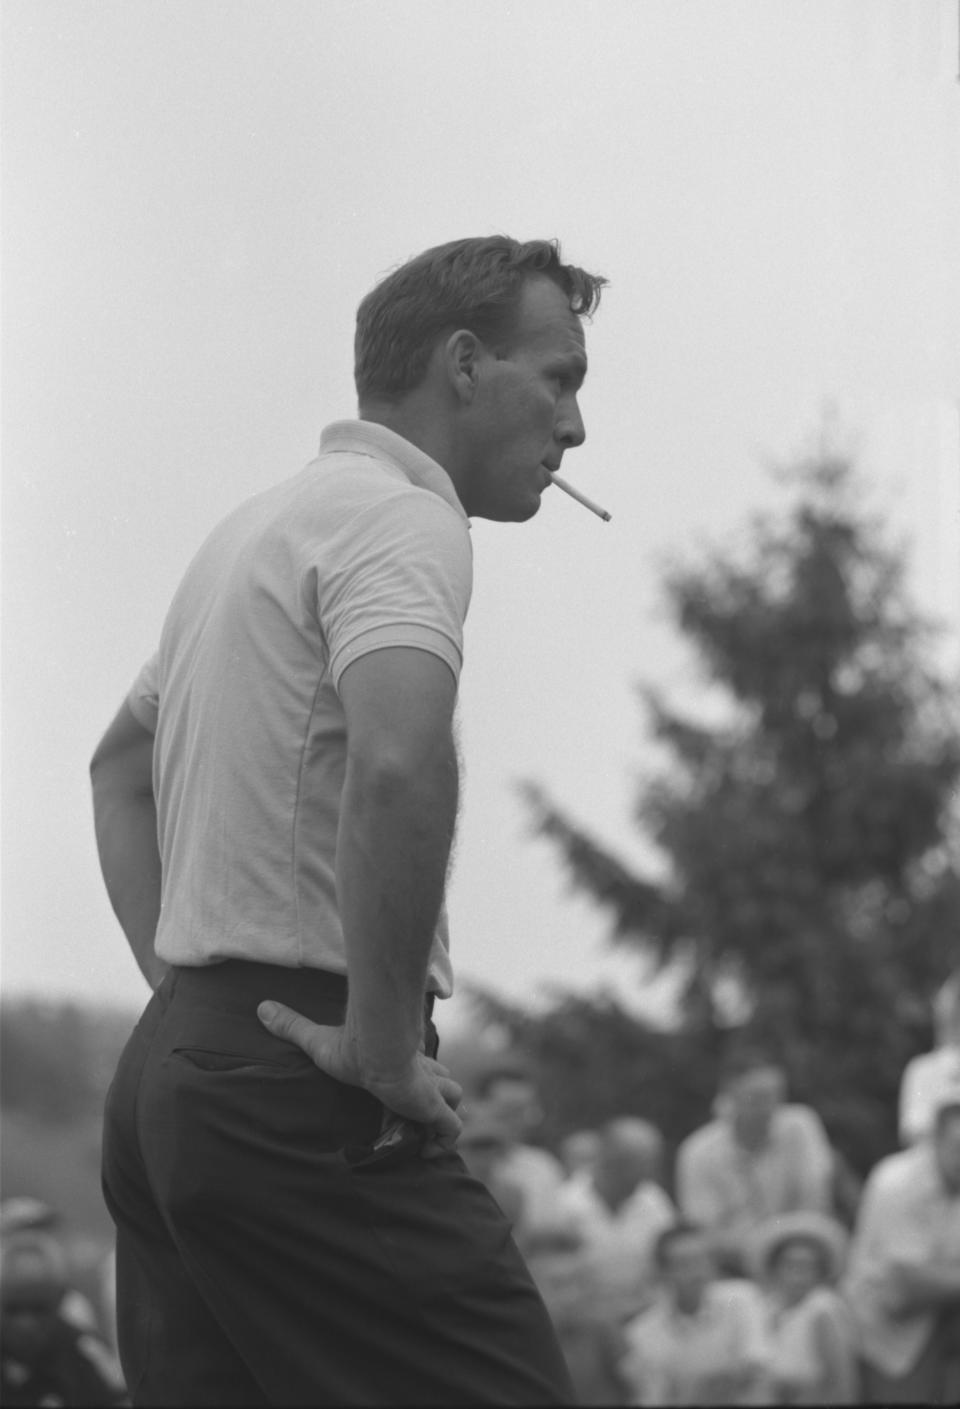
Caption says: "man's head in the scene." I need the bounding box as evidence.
[933,1101,960,1192]
[655,1223,714,1314]
[559,1128,600,1179]
[354,236,606,522]
[457,1109,511,1186]
[523,1224,587,1322]
[718,1045,787,1149]
[474,1062,544,1145]
[592,1117,664,1209]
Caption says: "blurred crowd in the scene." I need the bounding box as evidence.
[459,970,960,1406]
[3,971,960,1406]
[0,1198,124,1407]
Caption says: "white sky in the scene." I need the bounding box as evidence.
[3,0,959,1034]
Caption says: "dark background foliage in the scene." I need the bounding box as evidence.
[472,451,960,1178]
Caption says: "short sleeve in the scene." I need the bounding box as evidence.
[314,490,473,693]
[127,653,160,733]
[676,1131,724,1227]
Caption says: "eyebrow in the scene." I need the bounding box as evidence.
[555,354,588,387]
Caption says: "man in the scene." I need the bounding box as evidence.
[92,236,605,1405]
[899,972,960,1145]
[844,1098,960,1404]
[455,1106,526,1230]
[619,1222,770,1406]
[523,1224,632,1406]
[471,1062,566,1238]
[675,1046,833,1274]
[554,1116,676,1322]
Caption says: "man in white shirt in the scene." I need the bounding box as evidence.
[620,1223,770,1406]
[472,1063,566,1240]
[676,1045,834,1274]
[555,1117,676,1322]
[899,972,960,1146]
[844,1098,960,1403]
[92,236,606,1406]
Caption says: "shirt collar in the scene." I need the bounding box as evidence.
[319,419,468,524]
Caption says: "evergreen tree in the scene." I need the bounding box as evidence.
[518,449,960,1172]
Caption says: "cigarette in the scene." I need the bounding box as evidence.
[550,473,611,522]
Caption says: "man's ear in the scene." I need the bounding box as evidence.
[443,328,485,405]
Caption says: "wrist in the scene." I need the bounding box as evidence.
[342,1012,422,1083]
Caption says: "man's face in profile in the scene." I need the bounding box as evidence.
[462,277,588,522]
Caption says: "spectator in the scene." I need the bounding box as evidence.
[899,971,960,1146]
[0,1201,102,1344]
[456,1108,526,1230]
[675,1045,833,1274]
[524,1224,631,1406]
[560,1128,601,1181]
[843,1097,960,1404]
[474,1062,566,1231]
[555,1117,676,1322]
[749,1210,858,1405]
[619,1222,770,1406]
[0,1239,127,1407]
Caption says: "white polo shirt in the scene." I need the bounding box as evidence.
[843,1141,960,1376]
[127,420,473,996]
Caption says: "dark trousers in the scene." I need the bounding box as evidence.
[101,962,575,1407]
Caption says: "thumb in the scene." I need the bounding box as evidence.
[257,1000,342,1068]
[421,1099,463,1159]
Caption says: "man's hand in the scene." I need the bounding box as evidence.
[257,1000,463,1157]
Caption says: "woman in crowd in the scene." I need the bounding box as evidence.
[750,1211,858,1405]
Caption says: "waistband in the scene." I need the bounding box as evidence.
[168,960,435,1026]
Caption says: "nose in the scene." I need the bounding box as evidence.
[556,394,586,450]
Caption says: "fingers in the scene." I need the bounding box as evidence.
[421,1097,462,1159]
[257,1000,339,1069]
[435,1074,464,1111]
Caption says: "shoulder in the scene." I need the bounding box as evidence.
[804,1285,847,1320]
[628,1180,676,1222]
[865,1145,929,1200]
[902,1049,944,1082]
[509,1143,564,1178]
[776,1103,828,1138]
[678,1119,725,1161]
[623,1298,670,1349]
[317,463,469,549]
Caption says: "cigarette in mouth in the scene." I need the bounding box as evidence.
[549,473,612,522]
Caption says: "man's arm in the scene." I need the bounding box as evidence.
[90,700,167,992]
[887,1257,960,1313]
[259,646,463,1148]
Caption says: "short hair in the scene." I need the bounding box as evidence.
[654,1221,706,1270]
[354,236,607,402]
[718,1043,785,1090]
[766,1233,830,1279]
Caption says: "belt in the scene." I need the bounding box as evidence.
[169,959,436,1026]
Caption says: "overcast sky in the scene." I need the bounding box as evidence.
[3,0,959,1034]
